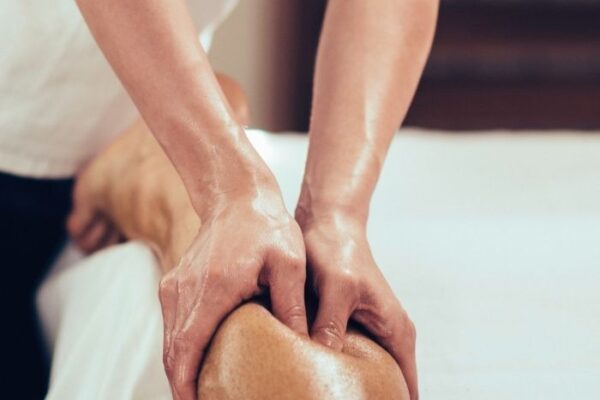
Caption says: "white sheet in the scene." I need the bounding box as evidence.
[37,129,600,399]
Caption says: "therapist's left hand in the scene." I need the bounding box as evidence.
[296,209,418,399]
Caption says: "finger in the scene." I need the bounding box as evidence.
[311,281,355,351]
[158,273,179,379]
[77,218,109,253]
[383,321,418,400]
[398,348,418,400]
[163,255,199,379]
[170,261,202,345]
[267,256,308,336]
[356,308,418,400]
[169,292,238,400]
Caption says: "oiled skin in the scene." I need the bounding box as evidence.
[74,1,436,397]
[70,76,408,399]
[200,303,408,400]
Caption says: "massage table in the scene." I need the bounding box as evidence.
[37,129,600,399]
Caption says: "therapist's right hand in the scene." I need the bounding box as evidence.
[158,185,308,400]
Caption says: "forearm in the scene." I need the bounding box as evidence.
[76,0,273,218]
[298,0,438,225]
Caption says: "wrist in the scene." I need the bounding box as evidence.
[164,124,278,219]
[295,176,369,226]
[295,185,367,234]
[192,160,283,222]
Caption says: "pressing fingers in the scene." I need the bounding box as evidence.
[164,265,244,400]
[167,294,237,400]
[385,318,418,400]
[311,280,356,351]
[356,304,418,400]
[267,255,308,336]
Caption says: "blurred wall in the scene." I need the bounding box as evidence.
[405,0,600,130]
[208,1,325,132]
[208,1,297,131]
[210,1,600,132]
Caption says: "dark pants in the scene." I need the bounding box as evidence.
[0,172,74,399]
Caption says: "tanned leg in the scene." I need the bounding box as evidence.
[70,74,409,400]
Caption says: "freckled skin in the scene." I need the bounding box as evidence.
[68,75,409,400]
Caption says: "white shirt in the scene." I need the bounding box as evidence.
[0,0,238,178]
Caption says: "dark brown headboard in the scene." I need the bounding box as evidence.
[405,0,600,130]
[294,0,600,131]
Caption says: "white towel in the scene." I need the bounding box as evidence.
[38,129,600,399]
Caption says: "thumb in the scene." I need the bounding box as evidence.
[311,283,353,351]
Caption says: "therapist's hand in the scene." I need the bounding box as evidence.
[160,186,308,400]
[296,208,418,399]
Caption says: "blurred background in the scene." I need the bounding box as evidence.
[209,0,600,132]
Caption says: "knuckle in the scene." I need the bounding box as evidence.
[282,303,306,321]
[271,246,305,269]
[205,266,227,287]
[286,252,306,269]
[375,317,397,341]
[381,307,416,349]
[367,302,400,341]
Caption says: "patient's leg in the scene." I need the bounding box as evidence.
[73,74,409,399]
[200,302,408,400]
